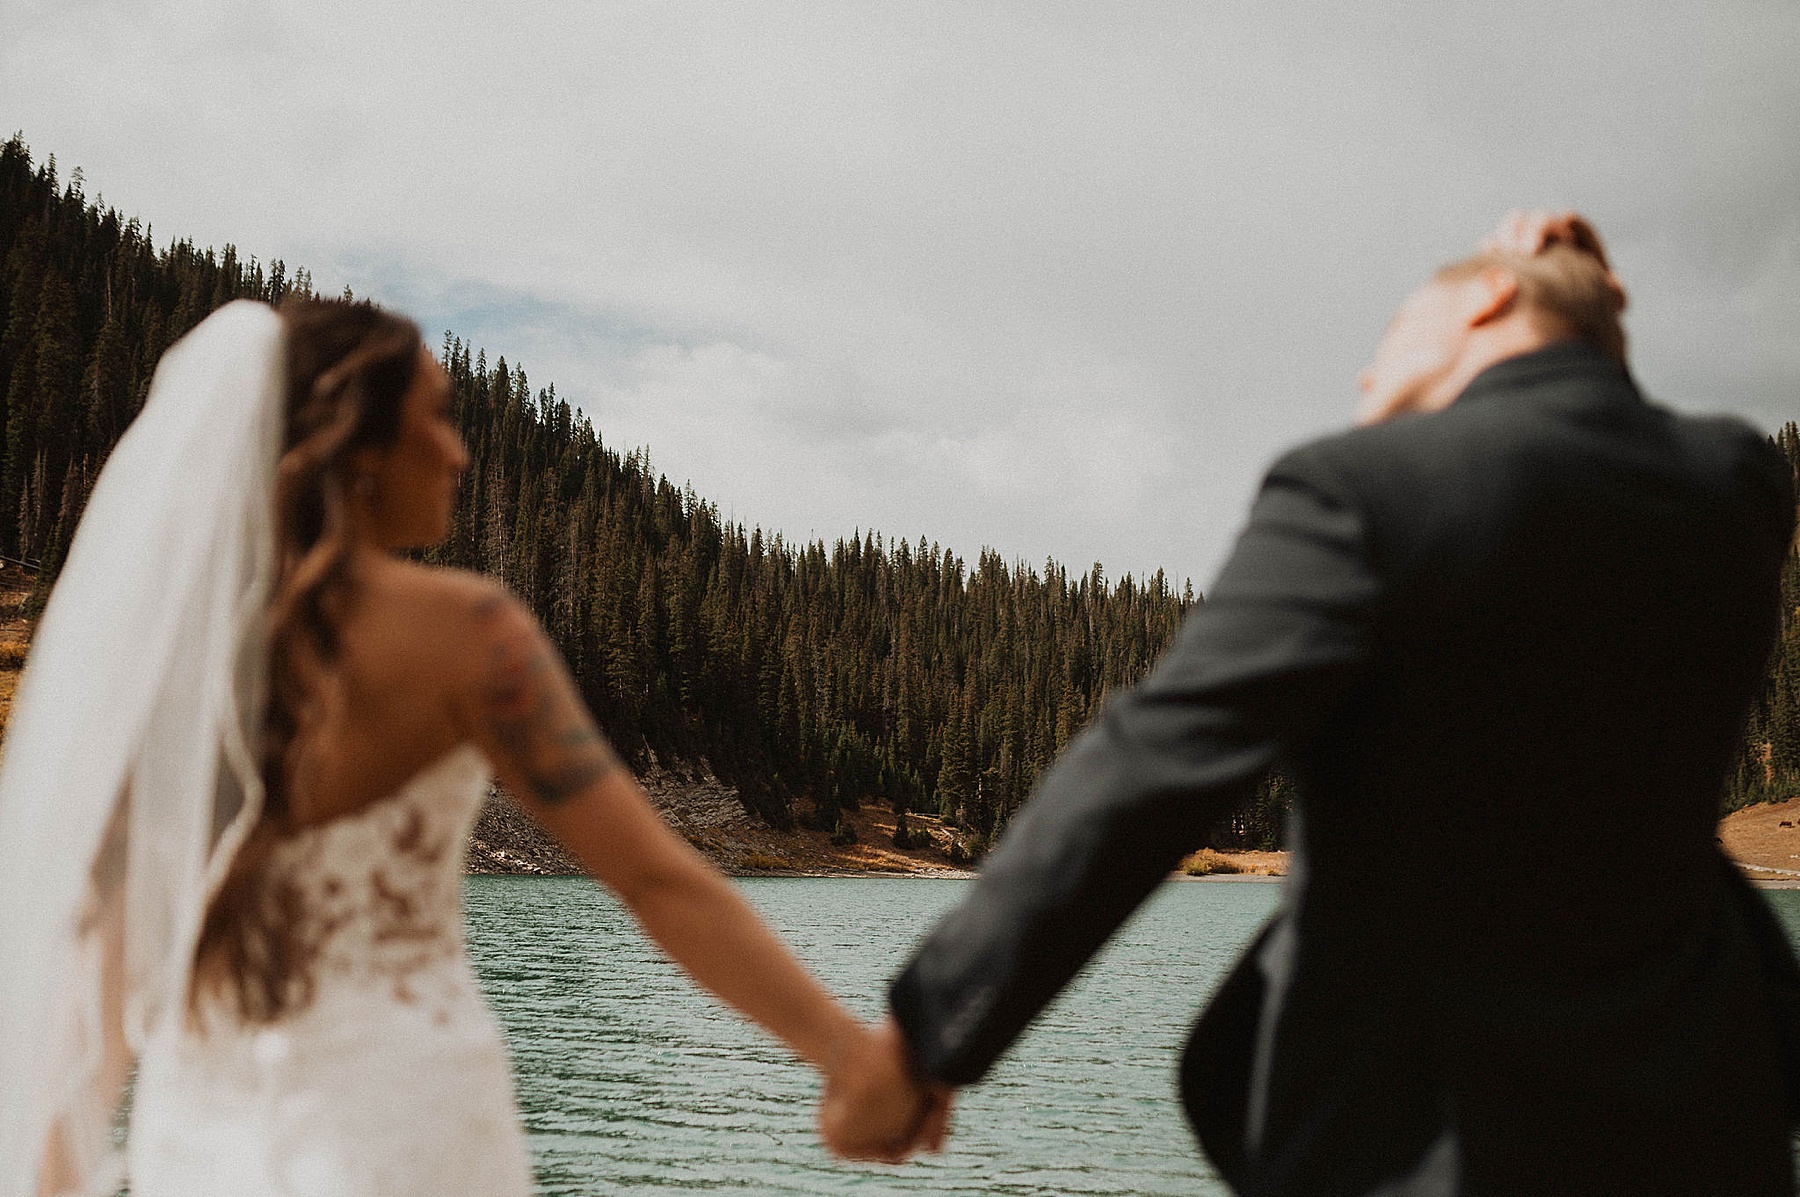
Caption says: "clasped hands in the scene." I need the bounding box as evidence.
[818,1017,954,1163]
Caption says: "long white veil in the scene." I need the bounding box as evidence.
[0,301,285,1196]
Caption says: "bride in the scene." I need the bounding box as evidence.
[0,297,939,1196]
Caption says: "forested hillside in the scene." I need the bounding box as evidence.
[0,135,1287,852]
[1732,421,1800,810]
[424,335,1210,846]
[1,134,1792,856]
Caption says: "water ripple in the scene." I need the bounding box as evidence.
[468,876,1279,1196]
[472,880,1800,1195]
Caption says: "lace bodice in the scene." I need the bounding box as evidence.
[128,744,533,1197]
[252,745,488,1015]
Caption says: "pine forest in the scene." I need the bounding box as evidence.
[1,136,1794,857]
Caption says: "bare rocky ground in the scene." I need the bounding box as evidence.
[464,785,585,874]
[465,758,988,877]
[465,756,1294,879]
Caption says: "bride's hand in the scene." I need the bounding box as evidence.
[818,1017,953,1162]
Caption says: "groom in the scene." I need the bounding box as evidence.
[824,214,1800,1194]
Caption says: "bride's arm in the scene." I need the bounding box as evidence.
[453,592,921,1124]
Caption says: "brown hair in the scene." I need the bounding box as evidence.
[191,296,422,1022]
[1436,243,1628,362]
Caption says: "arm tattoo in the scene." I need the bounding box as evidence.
[475,596,622,806]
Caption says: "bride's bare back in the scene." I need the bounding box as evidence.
[279,557,576,826]
[285,549,628,831]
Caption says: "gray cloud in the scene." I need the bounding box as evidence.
[3,0,1795,586]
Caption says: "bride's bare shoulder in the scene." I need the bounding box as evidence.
[362,558,493,606]
[360,560,539,662]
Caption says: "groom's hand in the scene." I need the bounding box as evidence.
[819,1016,954,1162]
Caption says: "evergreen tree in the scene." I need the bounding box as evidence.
[8,135,1795,856]
[1727,422,1800,809]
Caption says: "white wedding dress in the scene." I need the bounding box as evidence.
[0,305,540,1196]
[127,745,534,1197]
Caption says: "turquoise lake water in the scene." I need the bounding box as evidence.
[467,876,1800,1196]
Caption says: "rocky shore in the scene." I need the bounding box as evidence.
[465,759,985,878]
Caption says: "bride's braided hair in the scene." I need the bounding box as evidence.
[192,296,422,1022]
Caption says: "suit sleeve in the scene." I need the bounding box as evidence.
[888,444,1383,1085]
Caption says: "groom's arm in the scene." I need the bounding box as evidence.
[887,442,1383,1086]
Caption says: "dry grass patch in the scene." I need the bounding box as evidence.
[1181,849,1245,877]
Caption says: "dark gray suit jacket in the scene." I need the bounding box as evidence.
[890,343,1800,1196]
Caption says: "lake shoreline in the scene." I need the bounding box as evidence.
[467,767,1800,889]
[4,563,1792,891]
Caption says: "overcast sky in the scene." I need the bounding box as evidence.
[3,0,1796,588]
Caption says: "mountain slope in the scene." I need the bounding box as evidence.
[2,135,1794,875]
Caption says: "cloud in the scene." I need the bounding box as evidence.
[4,0,1796,584]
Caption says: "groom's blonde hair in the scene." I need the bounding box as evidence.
[1436,243,1628,363]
